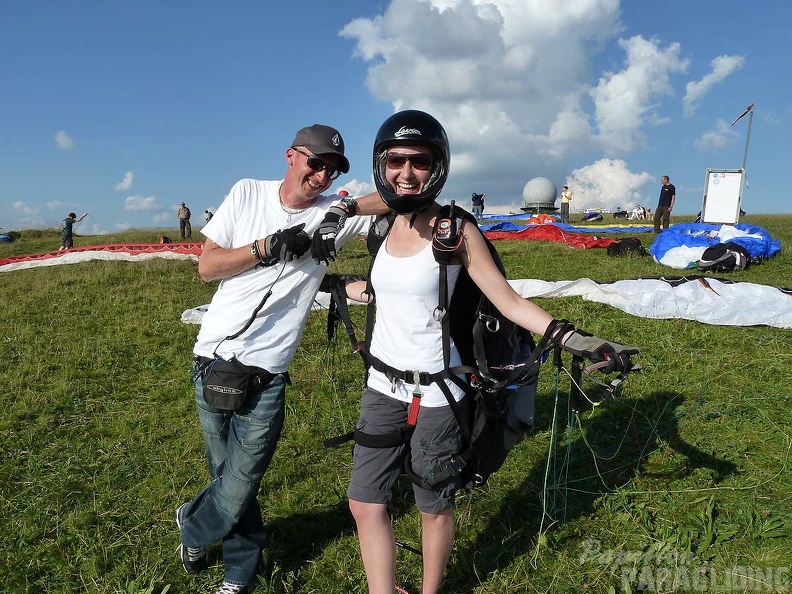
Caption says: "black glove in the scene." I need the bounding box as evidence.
[311,206,348,266]
[263,223,311,263]
[319,274,367,297]
[318,273,344,296]
[561,329,640,374]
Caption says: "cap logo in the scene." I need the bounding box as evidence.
[331,133,341,147]
[395,126,421,137]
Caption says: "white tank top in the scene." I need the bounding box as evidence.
[367,238,465,407]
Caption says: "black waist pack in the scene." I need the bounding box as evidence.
[196,356,275,410]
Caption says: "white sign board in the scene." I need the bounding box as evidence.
[701,169,743,225]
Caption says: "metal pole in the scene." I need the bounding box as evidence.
[741,109,753,171]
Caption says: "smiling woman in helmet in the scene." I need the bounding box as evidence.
[313,110,639,594]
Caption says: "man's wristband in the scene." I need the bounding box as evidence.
[339,196,357,217]
[251,239,266,264]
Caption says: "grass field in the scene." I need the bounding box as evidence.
[1,215,790,594]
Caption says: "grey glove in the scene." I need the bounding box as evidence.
[311,206,348,265]
[263,223,311,263]
[561,329,640,374]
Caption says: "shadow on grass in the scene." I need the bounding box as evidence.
[443,388,737,593]
[253,389,737,593]
[259,465,418,591]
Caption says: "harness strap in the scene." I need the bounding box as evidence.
[326,282,363,358]
[405,448,469,489]
[367,353,438,386]
[471,310,493,380]
[354,425,415,449]
[322,432,355,449]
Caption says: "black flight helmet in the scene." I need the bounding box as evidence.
[373,110,450,214]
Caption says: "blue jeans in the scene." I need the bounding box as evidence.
[178,373,287,585]
[473,205,484,221]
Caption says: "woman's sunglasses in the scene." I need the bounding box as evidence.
[385,152,434,171]
[292,147,341,180]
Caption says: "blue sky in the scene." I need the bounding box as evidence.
[2,0,789,235]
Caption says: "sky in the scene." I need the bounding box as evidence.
[2,0,790,235]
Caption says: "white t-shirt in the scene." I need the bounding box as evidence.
[194,178,372,372]
[367,238,465,407]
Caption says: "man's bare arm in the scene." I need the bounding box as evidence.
[344,191,390,216]
[198,238,261,282]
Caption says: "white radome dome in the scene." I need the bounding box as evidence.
[522,177,558,205]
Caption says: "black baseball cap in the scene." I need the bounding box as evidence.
[291,124,349,173]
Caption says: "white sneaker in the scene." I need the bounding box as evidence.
[175,503,207,574]
[216,582,251,594]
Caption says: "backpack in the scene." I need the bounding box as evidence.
[697,241,750,272]
[325,202,542,490]
[607,237,647,257]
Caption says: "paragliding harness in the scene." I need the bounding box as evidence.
[606,237,647,258]
[324,202,574,490]
[697,241,751,273]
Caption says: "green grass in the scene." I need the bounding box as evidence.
[1,215,790,593]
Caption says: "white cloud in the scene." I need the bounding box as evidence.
[694,119,740,152]
[84,222,110,235]
[590,35,689,152]
[335,179,375,197]
[13,201,40,215]
[566,158,654,211]
[124,195,160,211]
[683,55,745,116]
[114,171,134,192]
[341,2,691,206]
[761,112,781,125]
[152,212,172,223]
[55,130,75,150]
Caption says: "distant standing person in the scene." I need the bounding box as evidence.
[59,212,88,251]
[559,185,572,224]
[471,192,485,221]
[178,202,192,239]
[204,209,214,223]
[654,176,675,233]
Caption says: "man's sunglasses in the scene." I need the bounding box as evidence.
[291,147,341,180]
[385,152,434,171]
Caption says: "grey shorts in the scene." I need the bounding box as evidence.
[347,387,466,514]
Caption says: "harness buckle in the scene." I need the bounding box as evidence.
[480,314,500,333]
[411,370,424,397]
[444,454,466,477]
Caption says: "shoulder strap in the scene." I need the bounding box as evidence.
[431,201,464,369]
[432,202,471,265]
[362,212,396,362]
[367,212,397,257]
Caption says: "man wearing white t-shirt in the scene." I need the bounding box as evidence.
[175,124,388,594]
